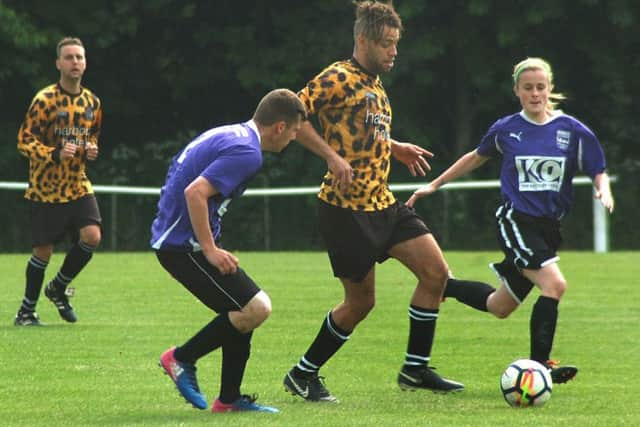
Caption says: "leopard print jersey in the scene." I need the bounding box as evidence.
[17,83,102,203]
[299,59,395,211]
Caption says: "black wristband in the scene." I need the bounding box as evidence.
[52,148,61,163]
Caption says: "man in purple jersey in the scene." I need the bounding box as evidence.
[152,89,306,413]
[408,57,614,385]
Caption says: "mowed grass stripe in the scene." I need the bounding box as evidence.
[0,252,637,426]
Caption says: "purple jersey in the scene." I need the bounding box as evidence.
[477,111,606,219]
[150,121,262,251]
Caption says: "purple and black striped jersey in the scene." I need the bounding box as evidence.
[477,111,606,220]
[150,121,262,251]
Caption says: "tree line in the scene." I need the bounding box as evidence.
[1,0,637,251]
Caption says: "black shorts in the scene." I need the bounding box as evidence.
[30,194,102,247]
[318,199,430,282]
[489,260,535,304]
[495,203,562,270]
[155,250,261,312]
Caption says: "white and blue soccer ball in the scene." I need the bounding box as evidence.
[500,359,553,407]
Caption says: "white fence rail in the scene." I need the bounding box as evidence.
[0,176,616,252]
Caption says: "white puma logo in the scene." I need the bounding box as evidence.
[509,131,523,142]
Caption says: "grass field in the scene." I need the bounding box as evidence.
[0,251,638,426]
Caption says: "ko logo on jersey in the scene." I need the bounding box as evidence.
[515,156,565,192]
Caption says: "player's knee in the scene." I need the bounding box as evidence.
[80,225,101,247]
[547,279,567,299]
[233,293,272,333]
[83,233,101,247]
[419,264,449,292]
[487,293,517,319]
[491,306,514,319]
[252,293,272,323]
[257,298,272,322]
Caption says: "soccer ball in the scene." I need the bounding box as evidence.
[500,359,552,407]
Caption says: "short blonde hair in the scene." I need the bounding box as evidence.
[512,57,565,113]
[56,37,84,58]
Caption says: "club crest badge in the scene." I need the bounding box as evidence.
[556,130,570,151]
[84,106,94,120]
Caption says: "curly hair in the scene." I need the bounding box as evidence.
[353,1,403,43]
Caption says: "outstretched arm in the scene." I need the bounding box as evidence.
[406,149,489,207]
[295,121,353,193]
[593,172,614,213]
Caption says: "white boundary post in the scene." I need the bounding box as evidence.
[593,190,609,253]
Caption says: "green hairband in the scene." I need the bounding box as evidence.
[513,60,552,84]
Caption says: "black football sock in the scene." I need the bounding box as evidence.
[530,296,559,363]
[175,312,242,364]
[445,278,495,312]
[21,255,48,312]
[293,311,351,377]
[404,305,438,370]
[50,241,95,291]
[218,331,252,404]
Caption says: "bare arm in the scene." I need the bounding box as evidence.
[406,149,490,207]
[593,172,614,213]
[184,176,239,274]
[296,121,353,192]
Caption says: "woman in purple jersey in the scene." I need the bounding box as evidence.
[407,57,614,384]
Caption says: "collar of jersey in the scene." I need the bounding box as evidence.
[518,110,564,126]
[56,82,83,98]
[246,119,260,144]
[349,57,378,78]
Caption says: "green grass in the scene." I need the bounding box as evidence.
[1,251,638,426]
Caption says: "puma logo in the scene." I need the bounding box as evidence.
[509,131,523,142]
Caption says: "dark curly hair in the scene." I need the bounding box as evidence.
[353,1,403,43]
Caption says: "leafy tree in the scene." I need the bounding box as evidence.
[0,0,637,250]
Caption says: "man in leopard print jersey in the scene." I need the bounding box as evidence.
[14,37,102,326]
[283,1,464,402]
